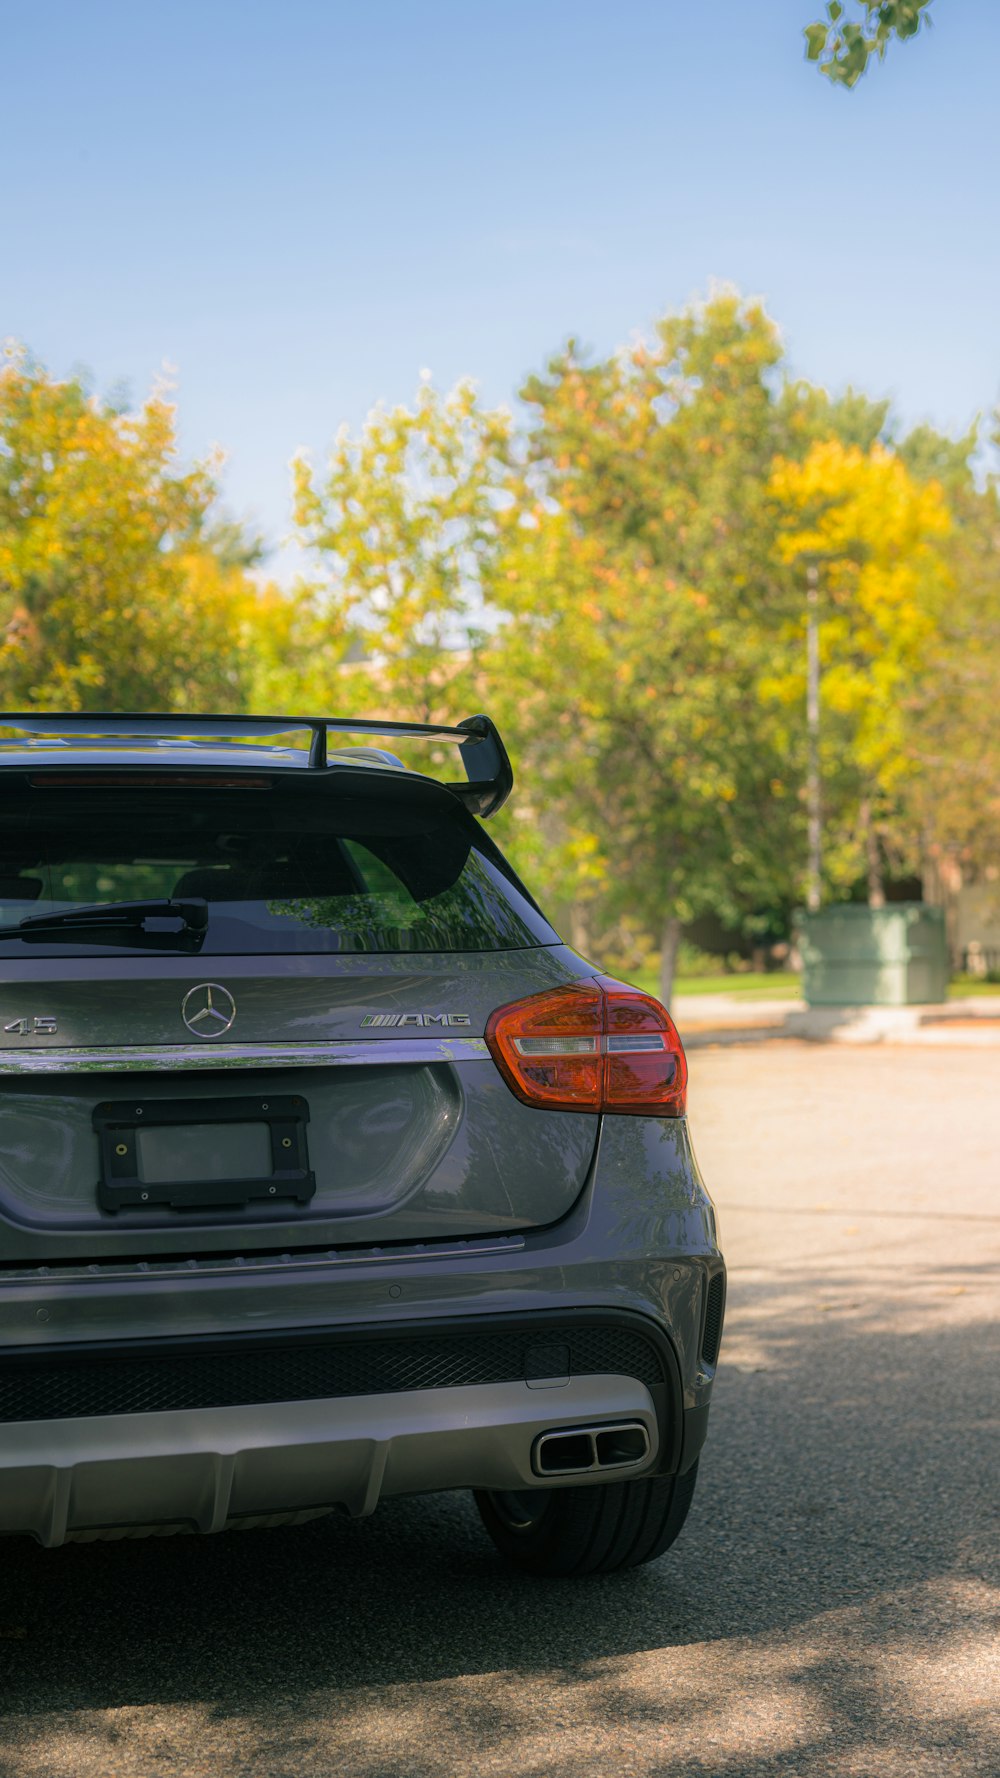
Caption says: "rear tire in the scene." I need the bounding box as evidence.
[473,1461,699,1577]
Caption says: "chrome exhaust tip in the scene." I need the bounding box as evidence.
[532,1420,651,1478]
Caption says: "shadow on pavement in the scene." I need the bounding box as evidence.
[0,1268,996,1777]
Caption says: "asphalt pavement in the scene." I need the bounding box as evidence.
[1,1042,997,1777]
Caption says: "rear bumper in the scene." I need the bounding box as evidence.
[0,1112,724,1543]
[2,1376,677,1547]
[0,1309,711,1545]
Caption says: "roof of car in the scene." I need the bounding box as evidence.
[0,713,513,818]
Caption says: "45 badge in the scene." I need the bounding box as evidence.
[3,1016,58,1036]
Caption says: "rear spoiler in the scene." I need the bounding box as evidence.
[313,713,513,817]
[0,712,514,819]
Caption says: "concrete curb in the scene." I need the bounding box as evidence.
[674,993,1000,1048]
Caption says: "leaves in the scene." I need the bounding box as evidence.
[0,348,274,712]
[903,455,1000,873]
[804,1,933,87]
[805,22,831,60]
[481,295,803,987]
[767,438,951,891]
[5,292,995,991]
[292,378,512,727]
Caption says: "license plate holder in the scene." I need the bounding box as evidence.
[93,1094,315,1212]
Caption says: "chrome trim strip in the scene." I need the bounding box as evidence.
[0,1234,526,1286]
[0,1037,492,1075]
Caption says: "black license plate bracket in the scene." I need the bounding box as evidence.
[93,1094,315,1213]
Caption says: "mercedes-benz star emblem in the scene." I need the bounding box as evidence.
[182,983,237,1038]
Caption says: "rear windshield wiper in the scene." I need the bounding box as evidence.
[0,899,209,943]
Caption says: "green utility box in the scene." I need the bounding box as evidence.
[799,903,949,1007]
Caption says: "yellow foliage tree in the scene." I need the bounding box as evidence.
[0,348,279,713]
[768,439,951,900]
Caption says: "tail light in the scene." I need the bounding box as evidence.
[485,976,687,1116]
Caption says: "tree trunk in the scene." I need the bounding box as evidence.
[569,904,591,959]
[860,798,886,908]
[658,915,682,1011]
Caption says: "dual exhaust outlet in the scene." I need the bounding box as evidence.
[532,1420,651,1479]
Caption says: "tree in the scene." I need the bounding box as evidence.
[898,422,1000,881]
[767,438,951,903]
[292,377,511,739]
[0,348,273,712]
[487,294,802,1004]
[805,2,933,87]
[778,381,892,454]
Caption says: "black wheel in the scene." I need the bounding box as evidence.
[473,1461,699,1577]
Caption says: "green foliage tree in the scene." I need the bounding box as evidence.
[778,382,892,454]
[899,422,1000,879]
[487,294,803,1003]
[0,348,270,712]
[238,577,355,716]
[288,295,983,995]
[292,378,511,735]
[8,313,989,997]
[805,1,933,87]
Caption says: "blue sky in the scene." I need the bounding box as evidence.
[3,0,997,578]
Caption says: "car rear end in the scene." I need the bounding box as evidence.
[0,714,724,1569]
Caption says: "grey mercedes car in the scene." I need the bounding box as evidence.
[0,712,724,1575]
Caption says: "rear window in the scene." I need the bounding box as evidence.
[0,785,555,955]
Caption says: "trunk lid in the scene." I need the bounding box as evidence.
[0,946,597,1265]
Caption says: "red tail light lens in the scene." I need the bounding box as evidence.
[485,983,603,1110]
[485,976,687,1116]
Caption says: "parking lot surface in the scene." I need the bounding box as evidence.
[1,1043,997,1777]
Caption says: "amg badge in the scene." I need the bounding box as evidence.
[361,1012,472,1028]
